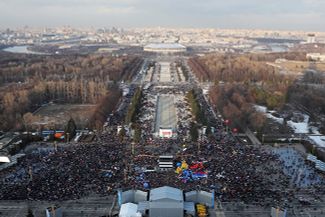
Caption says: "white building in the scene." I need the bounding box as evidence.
[307,34,316,44]
[306,53,325,62]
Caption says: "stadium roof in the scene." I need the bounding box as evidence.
[144,43,186,49]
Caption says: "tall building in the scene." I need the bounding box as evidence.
[307,33,316,44]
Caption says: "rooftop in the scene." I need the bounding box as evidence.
[150,186,183,201]
[144,43,186,49]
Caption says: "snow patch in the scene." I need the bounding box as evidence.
[287,114,309,134]
[253,105,284,124]
[253,104,325,148]
[309,136,325,148]
[254,105,267,113]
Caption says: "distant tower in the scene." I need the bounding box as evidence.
[307,33,316,44]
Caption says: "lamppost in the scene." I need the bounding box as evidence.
[124,168,128,184]
[224,119,229,133]
[54,141,58,151]
[131,142,135,155]
[66,133,70,142]
[262,134,265,144]
[198,141,200,153]
[28,166,33,182]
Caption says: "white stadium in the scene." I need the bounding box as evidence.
[144,43,187,53]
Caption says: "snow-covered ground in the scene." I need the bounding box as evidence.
[254,105,284,124]
[287,113,309,134]
[308,127,325,148]
[254,104,325,148]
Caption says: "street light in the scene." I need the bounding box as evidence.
[224,119,230,132]
[131,142,135,155]
[262,134,265,144]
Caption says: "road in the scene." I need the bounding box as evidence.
[245,128,262,146]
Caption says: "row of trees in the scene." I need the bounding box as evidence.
[125,87,143,124]
[287,84,325,115]
[186,90,207,125]
[123,87,144,142]
[250,86,286,110]
[37,80,107,104]
[189,54,296,86]
[0,84,122,131]
[188,58,210,82]
[245,52,307,62]
[190,53,296,109]
[0,52,142,84]
[209,84,266,131]
[190,52,324,134]
[186,90,208,141]
[89,85,122,131]
[175,60,189,81]
[0,52,140,131]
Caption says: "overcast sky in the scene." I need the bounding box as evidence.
[1,0,325,31]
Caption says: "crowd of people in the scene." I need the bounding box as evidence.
[272,147,324,188]
[0,110,321,205]
[0,121,323,208]
[126,137,290,206]
[0,133,128,200]
[0,64,324,208]
[138,85,194,140]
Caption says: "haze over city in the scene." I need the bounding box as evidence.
[1,0,325,31]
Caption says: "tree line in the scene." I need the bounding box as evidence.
[186,89,208,141]
[125,87,143,124]
[189,53,296,85]
[89,85,122,131]
[192,52,325,135]
[175,60,189,81]
[0,52,142,131]
[186,90,207,125]
[124,87,143,143]
[189,52,305,132]
[0,52,142,84]
[209,84,266,131]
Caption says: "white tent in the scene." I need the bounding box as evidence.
[0,156,10,163]
[119,203,141,217]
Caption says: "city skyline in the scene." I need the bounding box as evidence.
[1,0,325,31]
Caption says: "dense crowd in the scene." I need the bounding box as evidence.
[137,84,194,141]
[0,122,323,207]
[0,132,128,200]
[0,70,324,207]
[127,136,289,206]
